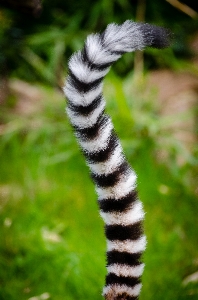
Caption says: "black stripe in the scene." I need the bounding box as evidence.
[81,45,113,71]
[91,161,130,188]
[89,61,112,71]
[68,70,103,93]
[67,94,103,116]
[75,114,109,141]
[110,50,126,55]
[98,191,138,213]
[105,222,143,241]
[83,132,118,163]
[106,273,141,288]
[107,251,142,267]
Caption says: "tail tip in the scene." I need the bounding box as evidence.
[140,23,173,49]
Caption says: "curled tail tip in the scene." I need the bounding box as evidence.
[140,23,173,49]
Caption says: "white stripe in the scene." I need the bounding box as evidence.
[97,171,137,200]
[107,236,147,254]
[63,81,103,106]
[103,283,142,298]
[103,21,145,53]
[99,200,144,226]
[88,144,124,175]
[69,51,110,83]
[79,119,113,152]
[66,99,105,129]
[107,263,145,278]
[86,34,121,65]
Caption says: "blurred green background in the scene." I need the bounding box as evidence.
[0,0,198,299]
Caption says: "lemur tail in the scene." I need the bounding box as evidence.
[63,21,172,300]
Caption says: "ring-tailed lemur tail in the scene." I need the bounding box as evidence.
[63,20,171,300]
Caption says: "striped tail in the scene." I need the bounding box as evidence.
[63,20,171,300]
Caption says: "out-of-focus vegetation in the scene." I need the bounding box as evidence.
[0,1,198,300]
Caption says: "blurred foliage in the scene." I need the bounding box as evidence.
[0,0,198,85]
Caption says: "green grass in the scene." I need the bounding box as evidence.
[0,77,198,300]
